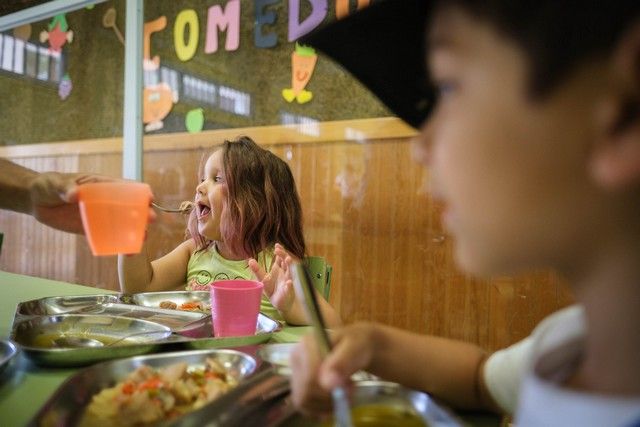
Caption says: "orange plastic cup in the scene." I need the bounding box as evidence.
[77,182,152,256]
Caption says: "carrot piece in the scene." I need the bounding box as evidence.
[138,377,164,391]
[121,382,135,395]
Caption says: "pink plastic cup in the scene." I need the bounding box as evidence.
[77,182,152,256]
[210,279,264,337]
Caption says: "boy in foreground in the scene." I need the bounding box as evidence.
[289,1,640,425]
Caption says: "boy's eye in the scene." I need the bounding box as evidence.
[435,80,457,99]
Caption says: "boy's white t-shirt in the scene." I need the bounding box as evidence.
[483,305,640,426]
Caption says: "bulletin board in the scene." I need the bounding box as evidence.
[0,0,390,145]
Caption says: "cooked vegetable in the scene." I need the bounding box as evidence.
[159,301,177,310]
[79,358,235,426]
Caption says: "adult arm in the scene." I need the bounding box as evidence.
[0,159,93,233]
[0,158,155,234]
[0,158,39,214]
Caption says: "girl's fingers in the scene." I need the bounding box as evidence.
[251,259,279,297]
[248,258,263,276]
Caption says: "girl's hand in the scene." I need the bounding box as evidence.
[248,245,296,314]
[290,322,378,415]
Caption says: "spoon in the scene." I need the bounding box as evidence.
[291,263,353,427]
[152,201,194,214]
[53,336,103,348]
[52,316,206,348]
[102,8,124,45]
[53,330,170,348]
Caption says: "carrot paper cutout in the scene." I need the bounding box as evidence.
[40,14,73,53]
[282,43,317,104]
[142,16,178,132]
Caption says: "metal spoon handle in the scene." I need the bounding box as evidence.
[107,330,170,347]
[151,201,193,214]
[332,387,354,427]
[290,263,332,354]
[291,263,353,427]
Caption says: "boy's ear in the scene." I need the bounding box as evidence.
[590,19,640,190]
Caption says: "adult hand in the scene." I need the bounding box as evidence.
[29,173,156,234]
[28,173,111,233]
[289,322,378,415]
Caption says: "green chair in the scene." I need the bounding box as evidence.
[304,256,333,300]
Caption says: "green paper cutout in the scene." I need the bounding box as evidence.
[186,108,204,133]
[295,43,315,57]
[48,14,69,32]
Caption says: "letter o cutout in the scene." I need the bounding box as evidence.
[174,9,199,62]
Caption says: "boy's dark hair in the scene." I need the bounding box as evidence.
[441,1,640,98]
[188,136,306,261]
[302,0,640,128]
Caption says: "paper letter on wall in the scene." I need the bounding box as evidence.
[205,0,240,53]
[335,0,370,19]
[174,9,199,61]
[254,0,278,48]
[144,16,167,69]
[288,0,327,42]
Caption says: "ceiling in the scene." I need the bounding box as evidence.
[0,1,55,18]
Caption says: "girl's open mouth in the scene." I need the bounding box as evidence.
[197,203,211,219]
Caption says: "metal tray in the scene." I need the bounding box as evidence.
[186,314,280,350]
[258,343,378,382]
[279,380,462,427]
[12,294,280,367]
[11,314,172,367]
[128,290,211,313]
[0,339,18,376]
[17,297,210,337]
[125,291,281,344]
[162,376,462,427]
[16,294,120,316]
[257,343,295,376]
[30,348,257,427]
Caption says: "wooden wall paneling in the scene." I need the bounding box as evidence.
[333,138,573,352]
[485,272,570,351]
[0,156,78,283]
[2,121,575,352]
[144,148,203,264]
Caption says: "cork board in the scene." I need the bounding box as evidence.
[0,0,390,145]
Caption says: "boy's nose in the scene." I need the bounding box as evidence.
[411,121,435,166]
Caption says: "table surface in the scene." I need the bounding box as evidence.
[0,270,311,426]
[0,270,499,427]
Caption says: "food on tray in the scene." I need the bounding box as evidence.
[321,404,427,427]
[80,358,236,426]
[159,300,208,313]
[179,301,205,311]
[159,301,178,310]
